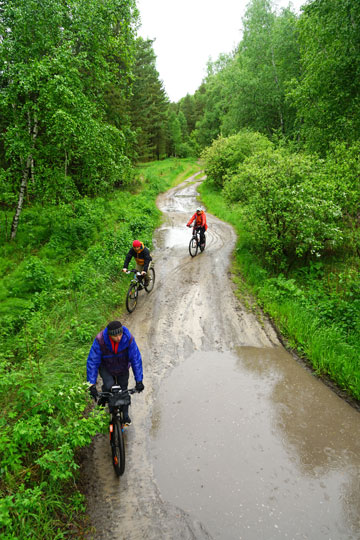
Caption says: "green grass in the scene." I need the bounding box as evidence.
[0,157,201,539]
[198,179,360,402]
[138,157,201,187]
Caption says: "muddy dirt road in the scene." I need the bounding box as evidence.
[83,175,360,540]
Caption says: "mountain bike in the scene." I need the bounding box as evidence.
[125,267,155,313]
[97,385,138,477]
[188,226,206,257]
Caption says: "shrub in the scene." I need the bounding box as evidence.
[323,142,360,257]
[201,130,273,188]
[224,149,343,270]
[48,199,104,252]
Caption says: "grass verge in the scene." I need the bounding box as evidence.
[198,179,360,404]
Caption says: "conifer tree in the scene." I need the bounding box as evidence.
[129,38,168,161]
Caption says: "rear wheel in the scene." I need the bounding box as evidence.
[126,284,138,313]
[145,267,155,292]
[111,419,125,476]
[189,237,198,257]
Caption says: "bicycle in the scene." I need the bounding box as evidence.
[188,226,206,257]
[97,385,138,477]
[125,267,155,313]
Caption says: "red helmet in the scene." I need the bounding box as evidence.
[133,240,142,248]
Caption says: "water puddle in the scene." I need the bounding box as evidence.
[151,348,360,539]
[156,225,190,249]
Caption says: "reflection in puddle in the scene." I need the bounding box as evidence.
[151,349,360,539]
[156,226,190,249]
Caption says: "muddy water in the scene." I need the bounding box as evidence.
[151,349,360,539]
[82,174,360,540]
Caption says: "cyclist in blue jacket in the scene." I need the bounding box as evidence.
[87,320,144,425]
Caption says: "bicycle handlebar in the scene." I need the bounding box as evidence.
[98,386,138,398]
[125,269,143,277]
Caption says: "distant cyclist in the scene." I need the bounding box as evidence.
[122,240,153,287]
[187,207,208,248]
[87,320,144,425]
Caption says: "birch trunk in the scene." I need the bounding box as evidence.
[10,113,38,240]
[10,159,31,239]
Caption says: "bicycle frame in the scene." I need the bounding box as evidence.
[127,269,144,288]
[189,226,206,257]
[125,269,144,313]
[98,385,137,476]
[192,226,201,243]
[125,267,155,312]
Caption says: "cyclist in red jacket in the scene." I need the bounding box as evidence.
[187,207,208,247]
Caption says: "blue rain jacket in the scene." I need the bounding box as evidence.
[86,326,143,385]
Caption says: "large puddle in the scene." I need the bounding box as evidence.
[151,348,360,539]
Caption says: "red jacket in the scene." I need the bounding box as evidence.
[187,211,208,230]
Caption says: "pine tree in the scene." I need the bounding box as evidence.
[129,38,169,161]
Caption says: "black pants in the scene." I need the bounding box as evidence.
[198,226,206,244]
[99,365,130,416]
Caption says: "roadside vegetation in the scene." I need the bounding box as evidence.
[198,132,360,401]
[0,159,200,538]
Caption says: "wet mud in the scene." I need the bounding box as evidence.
[81,175,360,540]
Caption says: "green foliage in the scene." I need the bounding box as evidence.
[129,38,169,161]
[224,148,343,269]
[167,111,182,157]
[289,0,360,154]
[232,1,299,137]
[166,109,197,158]
[47,200,104,253]
[23,258,54,293]
[322,142,360,257]
[188,1,300,149]
[0,0,138,236]
[201,130,273,188]
[171,0,360,160]
[192,62,229,148]
[0,381,107,538]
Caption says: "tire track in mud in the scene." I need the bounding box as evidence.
[81,174,279,540]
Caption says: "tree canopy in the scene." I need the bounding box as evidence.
[0,0,139,237]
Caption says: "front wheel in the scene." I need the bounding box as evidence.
[145,267,155,293]
[126,284,138,313]
[189,237,198,257]
[110,419,125,476]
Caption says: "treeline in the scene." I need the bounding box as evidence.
[2,0,360,242]
[0,1,178,239]
[175,0,360,156]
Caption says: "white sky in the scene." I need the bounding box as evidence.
[136,0,306,102]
